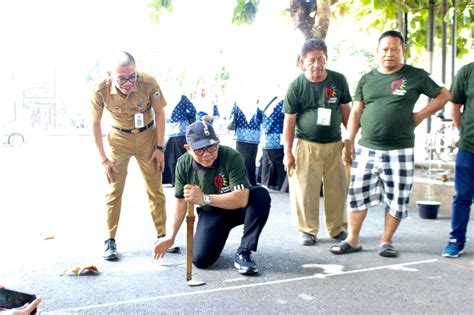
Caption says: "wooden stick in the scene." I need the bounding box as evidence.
[186,202,195,281]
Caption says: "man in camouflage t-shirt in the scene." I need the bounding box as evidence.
[330,30,451,258]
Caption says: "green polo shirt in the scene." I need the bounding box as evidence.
[175,146,250,211]
[354,65,442,150]
[450,62,474,153]
[284,70,352,143]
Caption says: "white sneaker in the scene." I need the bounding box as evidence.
[298,231,316,245]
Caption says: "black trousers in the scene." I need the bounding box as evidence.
[236,141,258,186]
[260,148,287,191]
[192,186,271,268]
[162,136,187,186]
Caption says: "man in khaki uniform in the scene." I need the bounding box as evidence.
[91,51,168,260]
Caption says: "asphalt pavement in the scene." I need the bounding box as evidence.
[0,135,473,314]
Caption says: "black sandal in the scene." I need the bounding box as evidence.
[329,241,362,255]
[378,243,398,257]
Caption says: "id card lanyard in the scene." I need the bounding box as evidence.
[134,113,144,128]
[134,97,146,128]
[317,88,332,126]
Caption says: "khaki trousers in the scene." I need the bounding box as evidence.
[105,126,166,239]
[289,138,347,238]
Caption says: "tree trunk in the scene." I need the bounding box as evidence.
[288,0,331,41]
[312,0,331,40]
[288,0,316,40]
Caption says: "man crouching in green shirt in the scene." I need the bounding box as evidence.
[153,121,271,275]
[330,30,451,258]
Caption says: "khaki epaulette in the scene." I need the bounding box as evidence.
[93,79,111,93]
[137,72,158,86]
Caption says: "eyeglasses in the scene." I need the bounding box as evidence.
[115,73,138,85]
[193,144,218,156]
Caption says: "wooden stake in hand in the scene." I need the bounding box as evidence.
[185,202,206,286]
[186,202,195,282]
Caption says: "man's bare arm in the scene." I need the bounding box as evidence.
[451,102,463,130]
[413,88,451,126]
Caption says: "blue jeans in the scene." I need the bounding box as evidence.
[450,148,474,244]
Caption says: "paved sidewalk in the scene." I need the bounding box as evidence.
[0,136,473,314]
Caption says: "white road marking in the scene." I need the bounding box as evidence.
[387,265,419,272]
[301,263,345,274]
[223,277,247,282]
[48,259,439,314]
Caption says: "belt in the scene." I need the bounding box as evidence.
[112,120,154,134]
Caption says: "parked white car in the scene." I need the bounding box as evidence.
[1,123,26,146]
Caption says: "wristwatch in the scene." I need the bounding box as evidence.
[203,194,212,205]
[155,144,166,152]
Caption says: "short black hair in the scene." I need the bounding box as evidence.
[378,30,405,46]
[300,38,328,59]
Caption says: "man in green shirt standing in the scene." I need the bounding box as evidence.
[283,38,352,246]
[441,62,474,258]
[330,30,451,257]
[153,121,271,275]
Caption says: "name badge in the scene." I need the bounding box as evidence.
[317,108,332,126]
[135,113,144,128]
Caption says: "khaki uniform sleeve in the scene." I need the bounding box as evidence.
[91,88,105,121]
[146,75,167,112]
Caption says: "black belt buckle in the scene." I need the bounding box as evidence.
[113,120,154,135]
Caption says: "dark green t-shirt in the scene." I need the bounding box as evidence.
[284,70,352,143]
[355,65,442,150]
[174,146,250,211]
[450,62,474,153]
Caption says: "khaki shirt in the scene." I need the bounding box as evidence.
[91,72,167,129]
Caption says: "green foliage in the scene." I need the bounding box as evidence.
[148,0,261,25]
[232,0,260,25]
[215,66,230,91]
[146,0,472,66]
[337,0,473,60]
[217,66,230,81]
[148,0,174,23]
